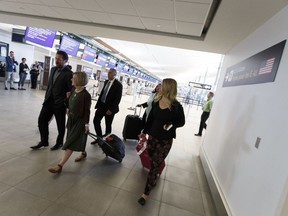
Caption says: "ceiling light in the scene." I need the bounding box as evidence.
[156,24,161,28]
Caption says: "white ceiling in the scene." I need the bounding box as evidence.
[0,0,213,38]
[0,0,287,53]
[0,0,287,83]
[100,37,222,83]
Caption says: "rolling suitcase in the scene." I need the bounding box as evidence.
[88,133,125,163]
[122,107,144,141]
[136,137,165,175]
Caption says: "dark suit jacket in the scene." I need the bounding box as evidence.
[95,79,123,114]
[44,66,73,106]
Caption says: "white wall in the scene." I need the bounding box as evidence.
[201,5,288,216]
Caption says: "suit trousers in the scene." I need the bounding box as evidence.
[30,73,39,89]
[93,104,115,137]
[38,99,66,145]
[197,111,210,135]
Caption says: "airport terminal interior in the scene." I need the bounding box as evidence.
[0,86,215,216]
[0,12,219,216]
[1,1,288,216]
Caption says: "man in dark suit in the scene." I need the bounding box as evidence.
[31,51,73,150]
[91,68,123,144]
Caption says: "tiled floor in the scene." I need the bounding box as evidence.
[0,85,217,216]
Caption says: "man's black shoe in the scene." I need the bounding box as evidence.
[194,134,202,137]
[50,144,63,151]
[10,87,17,90]
[5,87,8,90]
[30,142,49,150]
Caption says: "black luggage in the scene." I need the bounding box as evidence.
[88,133,125,163]
[122,107,144,141]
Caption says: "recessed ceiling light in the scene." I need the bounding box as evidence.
[156,24,161,28]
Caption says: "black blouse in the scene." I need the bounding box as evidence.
[19,63,29,73]
[143,100,185,140]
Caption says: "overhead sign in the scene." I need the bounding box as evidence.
[59,35,80,57]
[25,27,56,48]
[82,46,96,62]
[189,82,212,90]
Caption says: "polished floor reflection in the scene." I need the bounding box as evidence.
[0,86,216,216]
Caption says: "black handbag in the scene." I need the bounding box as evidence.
[30,69,39,75]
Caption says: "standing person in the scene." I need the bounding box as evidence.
[18,58,29,90]
[138,78,185,205]
[5,51,18,90]
[0,61,5,77]
[30,61,43,89]
[30,51,73,150]
[194,91,214,137]
[137,84,161,125]
[91,68,122,144]
[48,72,91,173]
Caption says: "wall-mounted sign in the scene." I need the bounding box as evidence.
[223,40,286,87]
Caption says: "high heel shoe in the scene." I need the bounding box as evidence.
[138,194,149,206]
[75,152,87,162]
[48,164,62,173]
[138,197,146,206]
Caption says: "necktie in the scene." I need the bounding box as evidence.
[101,81,111,103]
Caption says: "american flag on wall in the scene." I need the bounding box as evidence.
[258,57,275,75]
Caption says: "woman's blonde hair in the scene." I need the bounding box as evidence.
[73,71,89,86]
[154,78,178,106]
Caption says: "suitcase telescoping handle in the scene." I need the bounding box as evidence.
[88,132,98,140]
[88,132,113,140]
[134,106,142,116]
[88,132,114,150]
